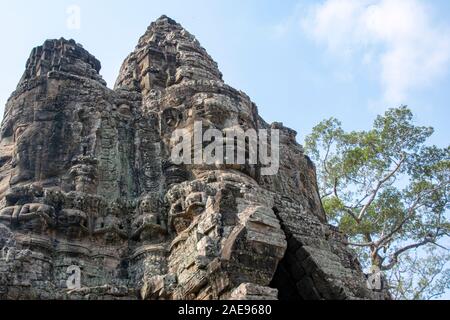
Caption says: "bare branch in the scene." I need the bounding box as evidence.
[381,239,433,271]
[320,191,333,201]
[377,184,444,248]
[322,137,334,177]
[414,262,446,300]
[332,180,362,223]
[377,199,422,248]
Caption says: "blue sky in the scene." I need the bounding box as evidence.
[1,0,449,147]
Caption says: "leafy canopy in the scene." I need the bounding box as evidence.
[305,106,450,299]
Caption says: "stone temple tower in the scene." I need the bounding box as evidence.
[0,16,388,300]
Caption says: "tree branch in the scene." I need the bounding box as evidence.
[377,199,422,248]
[377,183,446,248]
[322,137,334,176]
[381,239,433,271]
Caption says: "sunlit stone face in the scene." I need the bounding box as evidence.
[0,17,382,301]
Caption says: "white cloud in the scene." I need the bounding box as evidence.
[299,0,450,105]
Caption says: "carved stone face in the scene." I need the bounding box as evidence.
[10,106,84,184]
[201,98,230,128]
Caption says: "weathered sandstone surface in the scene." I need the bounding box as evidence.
[0,16,387,300]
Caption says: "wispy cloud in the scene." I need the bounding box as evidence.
[280,0,450,106]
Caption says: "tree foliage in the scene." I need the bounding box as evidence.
[305,106,450,299]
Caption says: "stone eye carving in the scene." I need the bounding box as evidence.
[118,104,131,116]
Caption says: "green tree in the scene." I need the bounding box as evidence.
[305,106,450,299]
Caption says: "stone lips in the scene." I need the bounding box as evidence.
[0,15,389,300]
